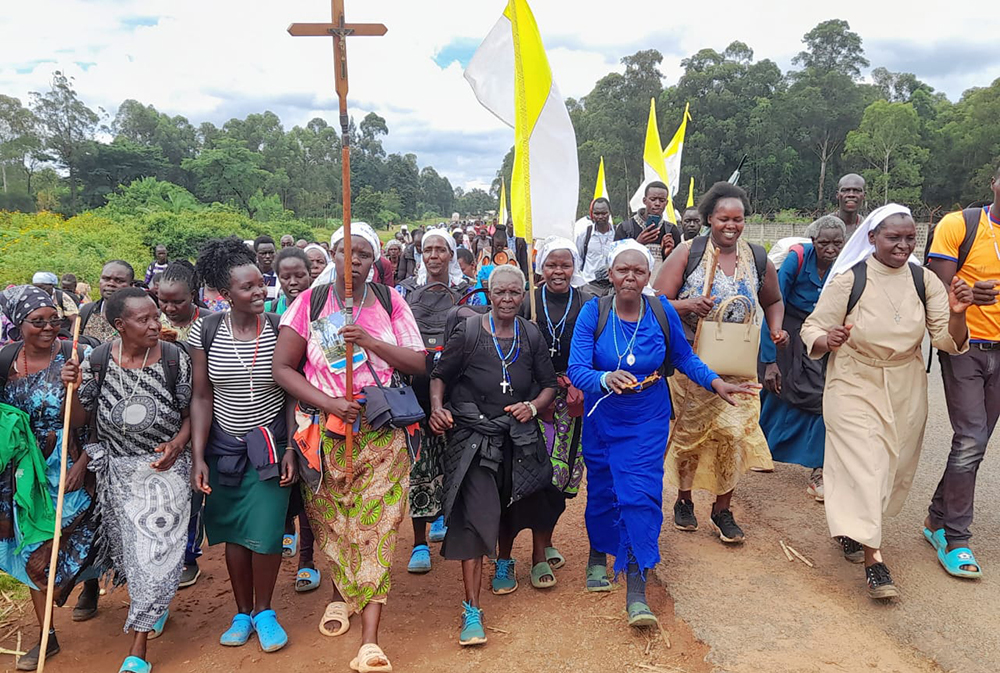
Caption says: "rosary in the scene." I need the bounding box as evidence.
[488,313,521,394]
[542,286,573,358]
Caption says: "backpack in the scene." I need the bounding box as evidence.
[593,294,674,377]
[399,279,470,352]
[78,300,101,332]
[0,340,86,393]
[307,283,393,323]
[684,235,768,291]
[198,311,282,355]
[458,313,541,370]
[845,260,926,316]
[88,340,184,400]
[924,208,981,270]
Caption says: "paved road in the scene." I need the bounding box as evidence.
[656,356,998,673]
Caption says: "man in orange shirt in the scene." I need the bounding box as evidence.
[924,164,1000,580]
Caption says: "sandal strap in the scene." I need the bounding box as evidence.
[358,642,389,665]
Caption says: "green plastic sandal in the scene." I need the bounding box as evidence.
[585,564,612,592]
[627,601,659,628]
[544,546,566,569]
[531,561,557,589]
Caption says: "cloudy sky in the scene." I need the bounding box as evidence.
[1,0,997,191]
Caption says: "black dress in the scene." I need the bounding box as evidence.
[431,315,561,560]
[522,287,589,373]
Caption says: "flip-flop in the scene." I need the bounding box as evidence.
[922,526,946,551]
[585,564,612,592]
[119,656,153,673]
[294,567,321,592]
[530,561,557,589]
[282,533,298,558]
[147,608,169,640]
[937,546,983,579]
[544,546,566,569]
[350,642,393,673]
[319,601,351,637]
[252,610,288,653]
[627,601,659,628]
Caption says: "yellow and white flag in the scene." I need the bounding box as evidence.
[628,97,676,223]
[464,0,579,241]
[594,156,608,201]
[663,103,692,199]
[687,176,695,208]
[499,176,509,227]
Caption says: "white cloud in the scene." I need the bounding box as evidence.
[1,0,998,191]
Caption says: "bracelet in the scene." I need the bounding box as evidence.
[524,401,538,418]
[599,372,610,391]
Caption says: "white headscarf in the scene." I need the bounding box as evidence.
[417,227,464,286]
[303,243,332,265]
[823,203,912,289]
[536,236,586,288]
[312,221,382,287]
[607,239,656,295]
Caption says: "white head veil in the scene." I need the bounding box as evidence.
[312,221,382,288]
[536,236,586,288]
[823,203,913,289]
[607,239,656,296]
[416,227,464,286]
[303,243,332,265]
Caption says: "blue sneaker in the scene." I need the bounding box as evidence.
[148,608,169,640]
[459,601,487,647]
[407,544,432,574]
[220,613,254,647]
[252,609,288,653]
[428,515,448,543]
[491,558,517,595]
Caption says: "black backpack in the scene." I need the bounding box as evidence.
[78,300,101,332]
[307,283,393,323]
[684,235,768,291]
[198,311,282,355]
[593,294,674,377]
[845,260,926,316]
[924,208,981,269]
[399,279,470,352]
[88,339,184,399]
[0,340,86,393]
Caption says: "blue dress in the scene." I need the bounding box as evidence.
[568,296,718,575]
[759,244,827,468]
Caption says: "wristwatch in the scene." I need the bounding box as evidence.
[524,401,538,418]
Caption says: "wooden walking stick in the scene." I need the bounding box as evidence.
[38,318,81,673]
[290,1,387,483]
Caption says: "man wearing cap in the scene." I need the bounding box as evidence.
[32,271,78,333]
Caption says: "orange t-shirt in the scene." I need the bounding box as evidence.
[928,207,1000,342]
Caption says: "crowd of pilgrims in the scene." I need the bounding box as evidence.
[0,169,997,673]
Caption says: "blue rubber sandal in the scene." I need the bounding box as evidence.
[252,609,288,653]
[295,567,321,592]
[282,533,298,558]
[220,613,254,647]
[407,544,432,574]
[922,526,946,551]
[119,656,152,673]
[147,608,168,640]
[937,546,983,579]
[428,515,448,543]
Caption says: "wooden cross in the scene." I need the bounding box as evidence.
[289,1,386,483]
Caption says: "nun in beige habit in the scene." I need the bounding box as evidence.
[800,204,972,600]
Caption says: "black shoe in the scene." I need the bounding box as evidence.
[72,579,99,622]
[16,632,59,671]
[865,562,900,600]
[673,500,698,531]
[838,536,865,564]
[710,509,745,544]
[179,560,201,588]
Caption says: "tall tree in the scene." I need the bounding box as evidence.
[792,19,869,80]
[29,71,101,214]
[845,100,928,205]
[0,95,39,193]
[182,138,271,218]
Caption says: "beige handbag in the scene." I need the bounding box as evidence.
[695,295,760,378]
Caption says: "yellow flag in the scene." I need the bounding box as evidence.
[663,103,692,200]
[593,156,608,201]
[687,176,695,208]
[629,98,676,223]
[499,176,508,228]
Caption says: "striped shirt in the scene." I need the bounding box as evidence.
[188,313,284,436]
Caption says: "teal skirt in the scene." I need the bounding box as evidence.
[205,456,291,555]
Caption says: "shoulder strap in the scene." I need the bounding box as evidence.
[909,262,927,307]
[370,283,393,317]
[684,236,708,281]
[644,296,675,377]
[79,300,99,331]
[310,284,331,322]
[581,225,594,268]
[462,314,482,362]
[200,311,227,355]
[594,294,615,338]
[515,315,540,357]
[957,208,981,270]
[846,262,868,315]
[790,244,805,277]
[0,342,24,393]
[263,312,281,335]
[750,243,767,291]
[159,341,180,396]
[89,342,114,396]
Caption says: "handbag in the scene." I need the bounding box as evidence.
[361,360,426,430]
[695,295,760,378]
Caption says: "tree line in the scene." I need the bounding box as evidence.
[1,19,999,225]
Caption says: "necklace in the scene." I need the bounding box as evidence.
[541,286,573,358]
[15,341,56,377]
[488,313,521,394]
[116,342,151,431]
[334,283,369,324]
[173,307,200,330]
[611,297,644,367]
[228,313,262,402]
[878,284,903,324]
